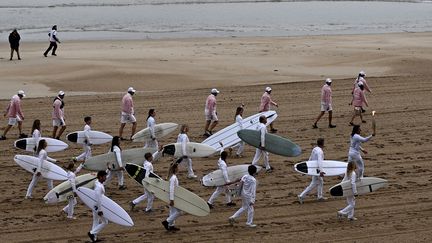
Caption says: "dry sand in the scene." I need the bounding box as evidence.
[0,32,431,242]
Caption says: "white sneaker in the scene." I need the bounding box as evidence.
[317,197,328,202]
[348,217,358,221]
[187,174,198,179]
[25,196,33,199]
[297,195,304,204]
[246,223,257,228]
[228,217,235,226]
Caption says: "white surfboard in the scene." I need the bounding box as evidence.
[14,155,67,181]
[76,187,134,227]
[44,173,97,204]
[202,110,278,151]
[294,160,347,177]
[201,164,262,187]
[132,123,178,142]
[143,177,210,217]
[66,131,113,145]
[329,177,388,197]
[162,142,217,158]
[83,147,157,171]
[14,137,68,153]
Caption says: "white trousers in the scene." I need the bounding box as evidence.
[231,198,254,225]
[105,170,124,186]
[63,196,77,218]
[26,174,53,197]
[90,210,109,236]
[299,176,323,199]
[339,196,356,219]
[208,186,232,204]
[180,157,194,176]
[167,206,181,227]
[349,152,364,179]
[76,145,92,161]
[231,141,245,156]
[132,188,154,211]
[144,139,158,149]
[251,148,270,170]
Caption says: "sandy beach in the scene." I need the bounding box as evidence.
[0,32,432,242]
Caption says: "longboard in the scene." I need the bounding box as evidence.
[202,111,277,151]
[14,137,68,153]
[162,142,216,158]
[237,129,301,157]
[76,187,134,227]
[201,164,262,187]
[44,173,97,204]
[132,123,178,142]
[84,147,157,171]
[124,163,161,186]
[66,131,112,145]
[294,160,347,177]
[14,155,67,180]
[143,177,210,217]
[329,177,388,197]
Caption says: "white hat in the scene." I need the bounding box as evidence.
[358,81,364,87]
[128,87,136,93]
[58,91,65,96]
[18,90,25,97]
[265,87,272,92]
[211,88,220,94]
[359,71,366,76]
[325,78,332,84]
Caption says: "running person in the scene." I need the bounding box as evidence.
[43,25,60,57]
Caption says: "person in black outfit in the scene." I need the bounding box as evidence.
[9,29,21,60]
[43,25,61,57]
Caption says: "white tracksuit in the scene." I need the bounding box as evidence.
[32,129,41,156]
[132,159,155,211]
[338,171,357,219]
[76,124,92,161]
[26,149,56,197]
[166,174,181,227]
[251,123,270,170]
[230,115,245,156]
[177,133,195,177]
[144,116,158,149]
[62,163,83,218]
[105,146,124,187]
[208,158,232,205]
[90,180,108,238]
[299,146,325,199]
[230,174,256,225]
[348,134,372,179]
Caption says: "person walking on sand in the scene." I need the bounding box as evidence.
[30,119,42,155]
[52,91,66,139]
[43,25,61,57]
[105,136,127,190]
[72,116,93,162]
[337,161,358,221]
[349,82,368,126]
[313,78,336,129]
[228,165,258,228]
[348,125,374,179]
[144,109,158,149]
[9,29,21,60]
[230,105,245,157]
[204,88,220,137]
[119,87,137,140]
[1,90,26,140]
[87,170,108,242]
[162,163,182,232]
[298,138,328,204]
[251,115,273,173]
[62,161,84,219]
[207,150,236,209]
[259,87,278,133]
[176,124,197,179]
[352,71,371,113]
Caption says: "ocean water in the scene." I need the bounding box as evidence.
[1,1,432,41]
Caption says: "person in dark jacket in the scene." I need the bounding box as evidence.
[9,29,21,60]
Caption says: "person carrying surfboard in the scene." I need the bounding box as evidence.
[72,116,92,163]
[348,125,375,179]
[204,88,220,137]
[228,165,258,228]
[25,139,58,199]
[337,161,358,221]
[313,78,336,129]
[251,115,273,173]
[30,119,41,155]
[177,124,197,179]
[298,138,328,204]
[119,87,137,141]
[162,163,181,231]
[144,109,158,149]
[105,136,127,190]
[207,150,236,209]
[349,82,368,126]
[259,87,278,133]
[88,170,108,242]
[129,152,156,212]
[62,161,84,219]
[230,105,245,157]
[1,90,26,140]
[52,91,66,140]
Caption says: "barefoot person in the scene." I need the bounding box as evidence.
[1,90,26,140]
[204,88,220,137]
[348,125,375,179]
[9,29,21,60]
[337,161,358,221]
[88,170,108,242]
[43,25,60,57]
[259,87,278,133]
[52,91,66,139]
[313,78,336,129]
[349,82,368,125]
[119,87,137,140]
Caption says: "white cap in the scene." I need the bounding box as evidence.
[18,90,25,97]
[58,91,65,96]
[211,88,220,94]
[265,87,272,92]
[359,70,366,76]
[325,78,332,84]
[128,87,136,93]
[358,81,364,87]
